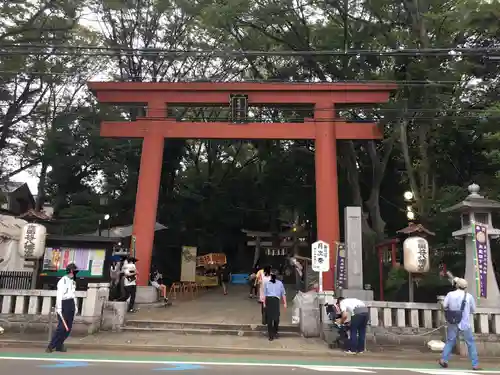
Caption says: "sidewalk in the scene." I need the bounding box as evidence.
[0,330,445,360]
[1,330,498,364]
[0,331,331,357]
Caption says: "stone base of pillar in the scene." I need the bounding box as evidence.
[477,298,500,308]
[135,286,158,304]
[339,288,374,301]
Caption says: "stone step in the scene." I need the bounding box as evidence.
[124,319,300,333]
[122,326,300,337]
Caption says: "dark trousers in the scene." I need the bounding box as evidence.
[265,296,280,338]
[124,285,137,311]
[349,312,369,352]
[49,299,75,350]
[260,302,266,324]
[249,283,257,295]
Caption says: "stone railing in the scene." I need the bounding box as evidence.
[361,300,500,355]
[309,297,500,355]
[366,300,500,335]
[0,283,110,335]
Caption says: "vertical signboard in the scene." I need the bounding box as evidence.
[335,242,347,290]
[473,224,488,298]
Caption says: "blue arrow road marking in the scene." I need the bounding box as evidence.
[39,361,89,368]
[153,364,204,371]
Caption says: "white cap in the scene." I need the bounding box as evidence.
[456,278,468,289]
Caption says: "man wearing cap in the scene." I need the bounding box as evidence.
[439,278,481,370]
[46,263,79,353]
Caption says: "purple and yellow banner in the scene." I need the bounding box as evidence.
[335,242,347,290]
[473,224,488,298]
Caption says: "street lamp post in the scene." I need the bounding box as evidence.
[404,191,415,301]
[98,214,110,236]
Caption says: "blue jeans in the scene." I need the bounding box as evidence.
[441,324,479,368]
[349,313,368,352]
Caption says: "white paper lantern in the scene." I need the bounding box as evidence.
[18,223,47,259]
[403,236,430,273]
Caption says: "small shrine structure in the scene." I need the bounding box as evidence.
[443,183,500,306]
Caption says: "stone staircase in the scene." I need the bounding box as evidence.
[123,319,301,338]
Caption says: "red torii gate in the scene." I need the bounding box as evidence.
[89,82,396,289]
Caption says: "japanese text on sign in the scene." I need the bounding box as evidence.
[312,240,330,272]
[24,224,36,258]
[417,238,427,272]
[335,243,347,289]
[474,224,488,298]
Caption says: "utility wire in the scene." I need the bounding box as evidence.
[0,103,495,112]
[0,74,493,89]
[1,45,499,57]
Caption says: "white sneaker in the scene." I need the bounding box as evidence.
[344,350,356,355]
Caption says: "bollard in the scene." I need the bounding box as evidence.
[47,307,54,343]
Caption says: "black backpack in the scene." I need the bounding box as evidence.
[444,292,467,324]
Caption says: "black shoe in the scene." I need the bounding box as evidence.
[56,345,67,352]
[45,347,53,353]
[269,336,274,341]
[438,360,448,368]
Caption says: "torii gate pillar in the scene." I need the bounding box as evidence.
[89,82,396,288]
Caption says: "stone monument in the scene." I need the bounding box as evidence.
[340,206,374,300]
[442,184,500,306]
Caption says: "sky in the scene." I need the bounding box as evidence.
[11,169,40,195]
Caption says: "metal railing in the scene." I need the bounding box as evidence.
[0,271,33,289]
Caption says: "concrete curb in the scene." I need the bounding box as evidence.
[2,339,499,363]
[0,339,335,357]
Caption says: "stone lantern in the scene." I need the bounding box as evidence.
[442,183,500,306]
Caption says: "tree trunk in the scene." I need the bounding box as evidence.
[35,160,48,211]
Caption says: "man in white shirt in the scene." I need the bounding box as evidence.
[122,256,138,312]
[439,278,480,370]
[336,296,369,354]
[46,263,78,353]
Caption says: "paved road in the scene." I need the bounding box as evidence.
[0,358,500,375]
[0,350,500,375]
[0,351,499,375]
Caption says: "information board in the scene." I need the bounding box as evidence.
[40,247,105,278]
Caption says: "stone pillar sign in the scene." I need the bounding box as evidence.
[341,206,373,300]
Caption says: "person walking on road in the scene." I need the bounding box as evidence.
[263,271,287,341]
[439,278,481,370]
[219,264,231,295]
[46,263,79,353]
[258,265,272,324]
[336,296,369,354]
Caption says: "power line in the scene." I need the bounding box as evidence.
[1,45,499,57]
[0,103,496,114]
[0,70,490,87]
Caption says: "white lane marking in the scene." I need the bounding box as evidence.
[301,366,374,372]
[412,372,477,375]
[0,356,498,374]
